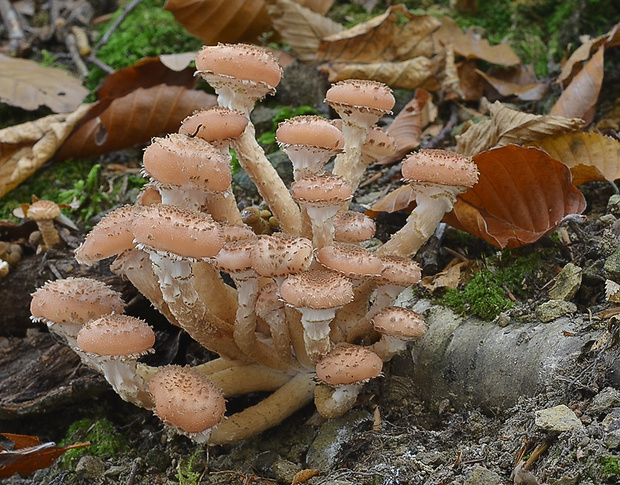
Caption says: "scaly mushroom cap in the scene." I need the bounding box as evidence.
[401,149,479,190]
[325,80,395,124]
[371,306,427,340]
[75,205,141,265]
[279,269,353,310]
[213,238,256,274]
[149,365,226,434]
[290,173,352,207]
[142,133,232,191]
[252,233,313,278]
[315,344,383,386]
[333,210,376,243]
[375,256,422,287]
[196,43,282,93]
[27,199,61,221]
[31,277,125,324]
[77,314,155,357]
[316,242,383,278]
[276,116,344,151]
[132,204,224,260]
[179,107,249,142]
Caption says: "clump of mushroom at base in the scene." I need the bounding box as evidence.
[31,42,479,444]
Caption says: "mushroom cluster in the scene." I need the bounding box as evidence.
[31,43,479,444]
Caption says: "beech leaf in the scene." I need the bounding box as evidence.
[530,132,620,185]
[550,46,604,124]
[0,433,89,478]
[475,66,548,101]
[267,0,343,63]
[164,0,333,46]
[56,86,216,160]
[444,145,586,249]
[0,54,89,113]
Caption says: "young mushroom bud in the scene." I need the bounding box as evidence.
[26,199,63,251]
[370,306,427,361]
[148,365,226,443]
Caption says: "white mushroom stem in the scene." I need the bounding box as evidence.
[232,127,302,235]
[87,355,153,409]
[332,121,370,191]
[297,307,336,362]
[156,184,207,212]
[314,382,362,419]
[303,204,341,249]
[369,335,409,362]
[208,372,316,444]
[376,185,460,258]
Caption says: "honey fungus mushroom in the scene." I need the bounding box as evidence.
[148,365,226,443]
[26,199,63,250]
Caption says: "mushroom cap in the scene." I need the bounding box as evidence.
[196,43,282,89]
[132,204,224,260]
[375,256,422,287]
[315,344,383,386]
[142,133,232,191]
[279,269,353,310]
[149,365,226,434]
[213,238,256,274]
[136,183,162,207]
[31,277,125,324]
[333,210,376,243]
[290,173,352,206]
[276,116,344,151]
[316,242,383,278]
[371,306,427,340]
[252,233,313,278]
[179,107,249,142]
[27,199,61,221]
[77,314,155,357]
[401,149,479,189]
[325,80,395,113]
[75,205,141,265]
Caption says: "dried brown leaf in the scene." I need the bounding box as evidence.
[165,0,333,45]
[456,101,586,156]
[0,54,88,113]
[0,104,93,199]
[475,65,548,101]
[444,145,586,249]
[530,132,620,185]
[366,185,415,217]
[550,46,604,124]
[317,5,440,64]
[433,16,521,66]
[318,56,438,90]
[56,86,216,160]
[267,0,343,63]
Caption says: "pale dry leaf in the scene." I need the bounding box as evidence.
[550,46,604,124]
[456,102,585,156]
[366,185,415,216]
[0,104,93,198]
[317,5,440,64]
[432,16,520,66]
[0,54,89,113]
[475,67,548,101]
[530,132,620,185]
[159,52,197,71]
[318,56,438,89]
[441,44,465,100]
[165,0,333,46]
[267,0,343,64]
[420,260,469,293]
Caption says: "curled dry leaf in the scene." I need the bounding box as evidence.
[530,132,620,186]
[165,0,333,46]
[444,145,586,249]
[0,104,93,199]
[475,65,548,102]
[267,0,343,64]
[456,101,586,156]
[56,86,216,160]
[0,54,89,113]
[550,46,604,124]
[432,16,521,66]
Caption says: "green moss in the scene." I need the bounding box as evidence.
[256,104,320,152]
[59,418,128,469]
[176,449,206,485]
[600,455,620,479]
[440,251,541,320]
[87,0,203,93]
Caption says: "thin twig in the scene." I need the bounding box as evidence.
[93,0,143,51]
[422,102,459,149]
[0,0,26,55]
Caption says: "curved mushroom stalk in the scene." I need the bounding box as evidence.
[314,382,362,419]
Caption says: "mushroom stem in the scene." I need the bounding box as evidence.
[90,356,153,408]
[207,364,292,396]
[314,382,362,418]
[332,121,368,191]
[36,219,62,249]
[208,372,316,444]
[232,126,302,235]
[376,187,459,258]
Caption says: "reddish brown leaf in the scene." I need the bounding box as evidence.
[56,86,216,160]
[444,145,586,249]
[0,433,89,478]
[550,46,604,124]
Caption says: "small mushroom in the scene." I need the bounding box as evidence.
[26,199,63,250]
[370,306,427,361]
